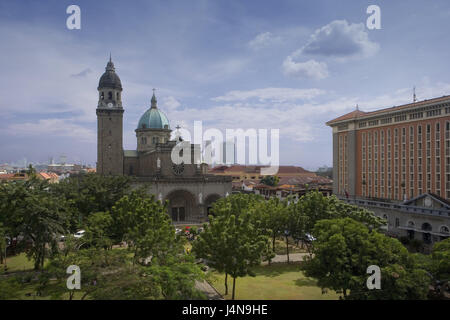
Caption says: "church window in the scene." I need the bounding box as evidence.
[117,92,120,100]
[108,91,112,99]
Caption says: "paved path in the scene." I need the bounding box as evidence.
[263,252,311,264]
[195,280,224,300]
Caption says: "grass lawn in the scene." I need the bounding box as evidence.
[1,253,37,272]
[273,238,307,255]
[210,263,339,300]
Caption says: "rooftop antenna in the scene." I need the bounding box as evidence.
[413,86,417,103]
[356,104,359,111]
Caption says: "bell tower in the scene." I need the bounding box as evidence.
[96,56,124,175]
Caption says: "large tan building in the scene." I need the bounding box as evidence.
[327,95,450,202]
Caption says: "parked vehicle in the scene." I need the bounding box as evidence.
[74,230,85,239]
[304,233,316,242]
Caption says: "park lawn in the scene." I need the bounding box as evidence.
[210,263,339,300]
[1,253,41,272]
[273,238,307,255]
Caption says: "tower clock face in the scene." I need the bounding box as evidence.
[172,162,185,175]
[107,102,113,108]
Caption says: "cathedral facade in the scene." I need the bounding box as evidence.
[96,58,232,223]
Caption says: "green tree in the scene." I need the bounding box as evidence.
[302,218,430,300]
[260,175,279,186]
[251,197,286,253]
[51,173,133,230]
[111,192,179,265]
[0,222,6,265]
[84,211,113,249]
[292,191,385,240]
[430,237,450,282]
[193,210,272,300]
[0,177,70,270]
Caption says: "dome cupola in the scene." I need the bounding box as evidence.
[98,55,122,90]
[137,90,170,130]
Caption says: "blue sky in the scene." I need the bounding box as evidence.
[1,0,450,170]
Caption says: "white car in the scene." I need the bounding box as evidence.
[305,233,316,242]
[175,228,182,235]
[74,230,86,239]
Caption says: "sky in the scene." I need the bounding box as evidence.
[1,0,450,170]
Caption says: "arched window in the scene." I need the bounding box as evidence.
[421,223,432,231]
[440,226,449,234]
[108,91,112,100]
[407,221,415,228]
[116,92,120,100]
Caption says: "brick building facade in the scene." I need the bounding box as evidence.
[327,95,450,202]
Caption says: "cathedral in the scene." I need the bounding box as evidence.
[96,58,232,223]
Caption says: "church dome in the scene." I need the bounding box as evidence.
[137,92,170,129]
[98,58,122,90]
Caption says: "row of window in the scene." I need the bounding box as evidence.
[140,136,165,145]
[360,121,450,200]
[358,106,448,128]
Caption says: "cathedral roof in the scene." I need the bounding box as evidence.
[137,92,170,130]
[98,57,122,90]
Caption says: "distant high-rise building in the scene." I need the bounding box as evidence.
[222,140,236,165]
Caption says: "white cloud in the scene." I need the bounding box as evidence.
[161,96,182,111]
[5,119,95,142]
[212,87,326,102]
[168,81,450,145]
[248,32,281,50]
[300,20,379,60]
[282,58,329,80]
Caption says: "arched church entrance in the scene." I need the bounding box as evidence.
[204,194,221,217]
[165,190,196,223]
